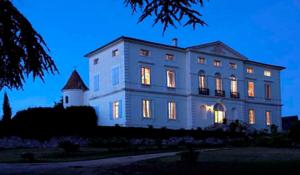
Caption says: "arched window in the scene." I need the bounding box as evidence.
[230,75,238,93]
[215,73,222,91]
[214,103,225,124]
[198,70,206,89]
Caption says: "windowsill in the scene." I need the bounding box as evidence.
[141,84,151,88]
[167,87,176,90]
[265,98,272,100]
[248,96,255,99]
[168,118,177,121]
[142,117,152,120]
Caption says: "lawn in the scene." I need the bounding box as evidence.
[104,147,300,175]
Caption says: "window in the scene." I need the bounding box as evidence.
[93,58,99,65]
[166,54,174,61]
[198,71,206,89]
[142,100,151,118]
[198,57,205,64]
[215,73,222,91]
[168,102,176,120]
[249,109,255,124]
[113,101,119,119]
[229,63,237,69]
[248,81,255,97]
[266,111,271,126]
[264,70,271,77]
[214,103,225,124]
[112,67,119,86]
[112,49,119,57]
[140,49,150,56]
[94,74,100,91]
[166,70,176,88]
[230,75,238,93]
[65,96,69,104]
[247,67,254,74]
[141,66,151,85]
[213,60,221,67]
[265,83,271,99]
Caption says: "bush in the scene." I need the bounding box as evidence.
[21,152,35,162]
[58,140,80,153]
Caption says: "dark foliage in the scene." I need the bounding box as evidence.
[2,92,11,122]
[58,140,80,153]
[124,0,207,34]
[21,152,35,162]
[289,121,300,143]
[178,148,199,163]
[0,0,57,89]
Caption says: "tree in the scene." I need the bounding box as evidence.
[125,0,207,34]
[2,92,12,122]
[0,0,57,90]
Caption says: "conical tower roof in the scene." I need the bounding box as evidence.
[62,70,88,91]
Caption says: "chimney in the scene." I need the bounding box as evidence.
[172,38,178,47]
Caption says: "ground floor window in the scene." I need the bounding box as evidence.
[213,103,225,124]
[113,101,119,119]
[266,111,271,126]
[142,99,151,118]
[249,109,255,124]
[168,102,176,120]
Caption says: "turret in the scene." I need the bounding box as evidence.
[62,70,89,108]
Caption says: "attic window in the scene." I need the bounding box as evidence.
[140,49,150,57]
[166,54,174,61]
[229,62,237,69]
[198,57,205,64]
[112,49,119,57]
[213,60,221,67]
[93,58,99,65]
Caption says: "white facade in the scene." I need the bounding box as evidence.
[62,36,285,130]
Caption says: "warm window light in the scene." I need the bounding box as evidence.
[249,109,255,124]
[205,105,214,112]
[264,70,271,77]
[140,49,150,56]
[168,102,176,119]
[214,60,221,67]
[248,81,255,97]
[142,100,151,118]
[167,70,176,88]
[166,54,174,61]
[141,66,151,85]
[198,57,205,64]
[247,67,253,74]
[113,101,119,119]
[266,111,271,126]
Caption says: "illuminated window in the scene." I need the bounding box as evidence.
[198,71,206,89]
[140,49,150,56]
[229,63,237,69]
[142,100,151,118]
[266,111,271,126]
[230,75,238,93]
[141,66,151,85]
[198,57,205,64]
[264,70,271,77]
[113,101,119,119]
[166,54,174,61]
[112,49,119,57]
[248,81,255,97]
[265,83,271,99]
[93,58,99,65]
[215,73,222,91]
[247,67,254,74]
[214,103,225,124]
[249,109,255,124]
[168,102,176,120]
[214,60,221,67]
[167,70,176,88]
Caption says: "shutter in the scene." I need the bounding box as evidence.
[115,67,119,85]
[119,100,122,118]
[109,102,113,120]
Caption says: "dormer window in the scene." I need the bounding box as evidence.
[213,60,221,67]
[112,49,119,57]
[166,54,174,61]
[140,49,150,57]
[93,58,99,65]
[198,57,205,64]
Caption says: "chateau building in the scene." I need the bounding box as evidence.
[62,36,285,130]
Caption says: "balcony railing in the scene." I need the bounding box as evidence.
[230,92,240,99]
[215,90,225,97]
[199,88,209,95]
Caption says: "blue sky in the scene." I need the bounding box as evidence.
[1,0,300,118]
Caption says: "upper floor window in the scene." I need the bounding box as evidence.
[198,70,207,89]
[112,67,119,86]
[248,81,255,97]
[249,109,255,124]
[215,73,222,91]
[166,54,174,61]
[112,49,119,57]
[247,67,254,74]
[230,75,238,93]
[265,83,271,99]
[141,66,151,85]
[112,101,120,119]
[168,101,176,120]
[229,62,237,69]
[213,60,221,67]
[266,111,271,126]
[198,57,206,64]
[142,99,151,118]
[93,58,99,65]
[166,70,176,88]
[140,49,150,57]
[264,70,271,77]
[94,74,100,91]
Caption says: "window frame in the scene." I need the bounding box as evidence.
[139,49,150,57]
[213,60,221,67]
[248,81,255,97]
[166,69,176,88]
[230,75,238,93]
[246,67,254,74]
[93,58,99,65]
[141,66,151,86]
[265,83,271,99]
[198,57,206,64]
[165,54,174,61]
[264,70,272,77]
[142,99,151,118]
[113,101,120,119]
[168,101,176,120]
[229,62,237,69]
[248,109,255,124]
[266,111,271,126]
[112,49,119,57]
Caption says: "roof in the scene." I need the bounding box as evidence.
[84,36,286,70]
[62,70,89,91]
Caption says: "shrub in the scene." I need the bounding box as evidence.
[270,124,278,135]
[58,140,80,153]
[21,152,35,162]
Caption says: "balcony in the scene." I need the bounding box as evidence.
[215,90,225,97]
[199,88,209,95]
[230,92,240,99]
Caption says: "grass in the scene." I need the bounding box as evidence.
[105,147,300,175]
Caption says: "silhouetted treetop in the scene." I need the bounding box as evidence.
[125,0,207,33]
[0,0,58,90]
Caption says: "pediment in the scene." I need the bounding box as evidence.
[188,41,248,60]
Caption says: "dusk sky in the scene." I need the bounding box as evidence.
[1,0,300,118]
